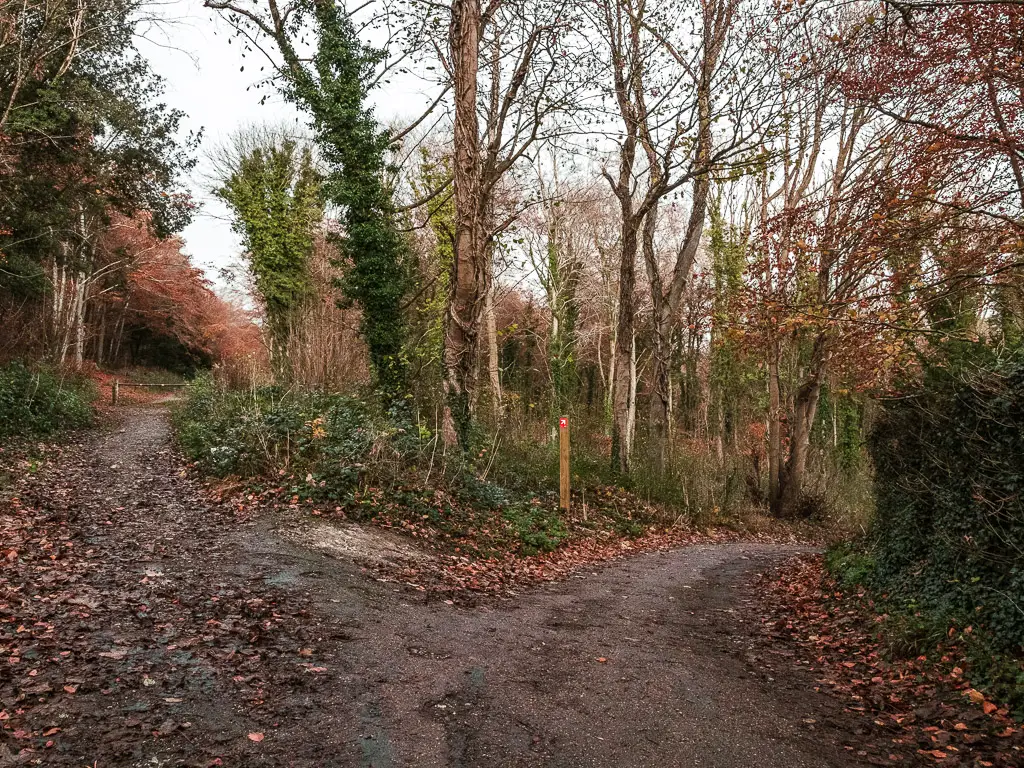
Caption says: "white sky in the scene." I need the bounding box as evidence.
[136,0,432,290]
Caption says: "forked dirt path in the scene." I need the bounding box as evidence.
[2,407,868,767]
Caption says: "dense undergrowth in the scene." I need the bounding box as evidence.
[492,407,872,538]
[827,347,1024,714]
[171,375,775,559]
[0,361,95,441]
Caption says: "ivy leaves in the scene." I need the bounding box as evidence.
[300,3,412,402]
[216,134,322,366]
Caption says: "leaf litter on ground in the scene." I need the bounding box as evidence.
[753,555,1022,767]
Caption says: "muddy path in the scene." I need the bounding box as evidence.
[2,407,868,767]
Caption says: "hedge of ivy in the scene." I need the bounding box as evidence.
[867,348,1024,702]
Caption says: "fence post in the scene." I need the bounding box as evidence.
[112,379,119,406]
[559,415,570,513]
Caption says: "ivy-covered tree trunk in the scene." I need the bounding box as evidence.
[206,0,411,402]
[707,205,748,467]
[306,1,410,402]
[216,136,321,383]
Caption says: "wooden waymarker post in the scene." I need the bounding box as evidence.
[112,379,119,406]
[559,415,570,512]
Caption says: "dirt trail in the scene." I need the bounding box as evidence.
[2,407,868,767]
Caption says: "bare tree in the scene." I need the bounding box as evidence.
[436,0,580,445]
[747,8,940,515]
[583,0,780,473]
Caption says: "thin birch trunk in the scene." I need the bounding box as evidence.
[625,327,637,460]
[73,271,86,368]
[484,285,501,418]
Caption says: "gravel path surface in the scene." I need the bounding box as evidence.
[2,407,866,767]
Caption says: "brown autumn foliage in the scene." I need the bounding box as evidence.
[0,211,264,375]
[758,555,1023,766]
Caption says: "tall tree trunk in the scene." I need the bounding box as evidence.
[444,0,487,449]
[112,301,128,367]
[778,337,827,516]
[697,359,711,440]
[646,174,712,464]
[778,379,822,516]
[604,315,616,430]
[610,219,638,474]
[626,326,637,457]
[644,202,671,475]
[51,259,65,355]
[649,346,671,474]
[59,273,81,367]
[637,1,723,474]
[73,272,86,369]
[95,303,106,367]
[767,343,783,515]
[484,285,501,419]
